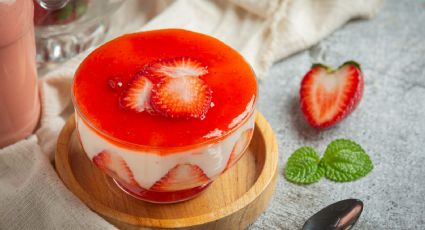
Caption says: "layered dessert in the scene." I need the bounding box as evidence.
[72,29,257,203]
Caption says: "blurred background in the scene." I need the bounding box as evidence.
[35,0,170,74]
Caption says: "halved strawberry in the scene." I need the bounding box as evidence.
[119,76,153,113]
[150,77,212,119]
[148,57,208,79]
[225,128,254,170]
[150,164,210,191]
[300,61,364,128]
[93,151,140,187]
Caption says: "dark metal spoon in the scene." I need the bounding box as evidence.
[302,199,363,230]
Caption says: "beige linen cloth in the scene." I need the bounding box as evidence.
[0,0,382,229]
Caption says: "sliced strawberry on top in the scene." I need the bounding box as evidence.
[119,76,153,113]
[150,77,212,119]
[148,57,208,79]
[93,151,140,187]
[150,164,210,192]
[300,61,364,129]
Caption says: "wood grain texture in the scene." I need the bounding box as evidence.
[55,111,278,229]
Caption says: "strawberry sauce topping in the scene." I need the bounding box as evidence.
[73,29,257,149]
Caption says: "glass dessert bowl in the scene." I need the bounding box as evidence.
[72,29,258,203]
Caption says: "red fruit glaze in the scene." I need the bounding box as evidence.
[299,62,364,128]
[73,29,257,150]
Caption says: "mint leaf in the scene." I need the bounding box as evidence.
[285,147,325,184]
[321,139,373,182]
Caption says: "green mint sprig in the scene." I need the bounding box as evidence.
[320,139,373,182]
[285,147,325,184]
[284,139,373,185]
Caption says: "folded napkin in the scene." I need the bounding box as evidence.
[0,0,382,229]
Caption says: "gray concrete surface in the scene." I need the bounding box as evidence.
[250,0,425,229]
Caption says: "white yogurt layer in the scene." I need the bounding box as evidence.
[76,113,255,189]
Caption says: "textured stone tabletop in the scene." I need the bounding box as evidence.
[250,0,425,229]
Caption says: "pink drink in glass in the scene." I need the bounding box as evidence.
[0,0,40,148]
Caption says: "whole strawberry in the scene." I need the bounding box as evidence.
[299,61,364,128]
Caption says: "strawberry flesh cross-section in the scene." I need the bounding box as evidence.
[150,164,210,192]
[120,75,153,113]
[148,57,208,79]
[299,61,364,129]
[119,57,213,120]
[151,77,212,119]
[92,151,141,188]
[224,128,254,170]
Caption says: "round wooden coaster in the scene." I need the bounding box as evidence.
[55,112,278,229]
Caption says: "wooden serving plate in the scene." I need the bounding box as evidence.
[55,112,278,229]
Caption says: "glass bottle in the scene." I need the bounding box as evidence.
[0,0,40,147]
